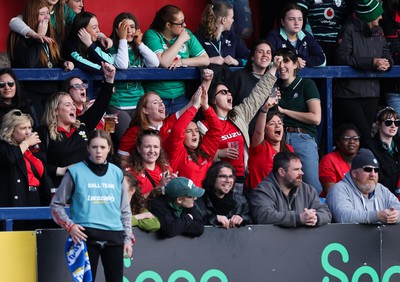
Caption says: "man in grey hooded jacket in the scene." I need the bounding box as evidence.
[326,148,400,224]
[250,151,331,227]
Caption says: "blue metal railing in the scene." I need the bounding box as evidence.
[13,65,400,154]
[2,66,397,231]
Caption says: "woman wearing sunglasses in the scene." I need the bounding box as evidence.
[0,109,52,208]
[206,56,280,193]
[61,76,105,130]
[36,63,115,187]
[366,106,400,199]
[0,68,36,124]
[143,4,209,114]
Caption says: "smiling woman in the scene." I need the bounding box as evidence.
[196,161,252,228]
[63,11,114,74]
[36,63,116,186]
[126,130,172,197]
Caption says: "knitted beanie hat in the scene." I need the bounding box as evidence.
[355,0,383,23]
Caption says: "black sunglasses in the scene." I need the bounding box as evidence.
[69,83,88,90]
[0,81,15,88]
[216,89,230,96]
[363,166,379,173]
[142,129,160,135]
[383,119,400,127]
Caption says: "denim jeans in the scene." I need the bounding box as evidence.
[285,132,323,196]
[162,95,189,115]
[385,93,400,117]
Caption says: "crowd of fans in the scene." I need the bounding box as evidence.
[2,0,400,270]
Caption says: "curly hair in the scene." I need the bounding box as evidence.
[123,171,147,214]
[149,4,182,32]
[197,2,233,40]
[41,92,81,141]
[131,130,170,174]
[0,109,34,145]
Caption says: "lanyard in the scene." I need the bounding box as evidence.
[42,44,53,68]
[210,39,221,56]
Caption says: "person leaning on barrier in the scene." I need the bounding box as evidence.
[326,148,400,224]
[250,151,331,227]
[149,177,205,238]
[196,161,252,228]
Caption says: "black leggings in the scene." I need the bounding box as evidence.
[87,243,124,282]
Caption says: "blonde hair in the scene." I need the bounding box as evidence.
[0,109,33,145]
[41,92,81,141]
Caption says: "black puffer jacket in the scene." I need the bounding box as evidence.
[196,191,252,227]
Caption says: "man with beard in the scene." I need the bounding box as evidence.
[326,148,400,224]
[250,151,331,227]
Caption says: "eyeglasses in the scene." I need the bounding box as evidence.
[0,81,15,88]
[217,174,235,181]
[169,19,185,27]
[341,136,360,142]
[362,166,379,173]
[69,83,88,90]
[216,89,230,96]
[383,119,400,127]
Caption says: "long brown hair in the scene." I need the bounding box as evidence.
[7,0,61,66]
[131,130,170,174]
[129,92,162,128]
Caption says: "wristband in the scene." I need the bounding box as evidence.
[260,108,268,113]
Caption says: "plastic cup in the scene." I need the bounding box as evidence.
[104,114,116,133]
[228,141,239,159]
[270,87,279,103]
